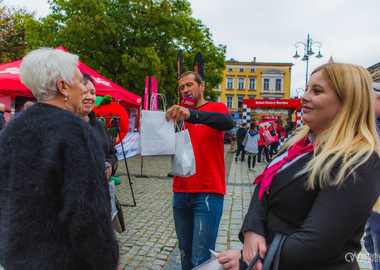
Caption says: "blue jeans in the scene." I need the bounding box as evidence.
[364,221,380,270]
[173,193,224,270]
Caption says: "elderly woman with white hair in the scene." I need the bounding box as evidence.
[0,48,119,269]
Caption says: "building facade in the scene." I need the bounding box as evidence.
[217,59,293,115]
[368,62,380,83]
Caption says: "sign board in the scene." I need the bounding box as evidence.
[233,113,240,120]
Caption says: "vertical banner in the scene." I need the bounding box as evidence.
[150,76,158,111]
[177,50,183,105]
[144,76,149,110]
[193,52,204,80]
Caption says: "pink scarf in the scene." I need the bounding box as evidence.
[254,137,314,200]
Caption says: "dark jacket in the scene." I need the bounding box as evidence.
[366,115,380,234]
[88,110,117,171]
[0,103,119,270]
[0,111,4,130]
[240,152,380,270]
[237,127,248,146]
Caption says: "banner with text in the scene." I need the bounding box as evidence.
[115,132,140,160]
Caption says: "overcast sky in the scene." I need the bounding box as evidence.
[8,0,380,97]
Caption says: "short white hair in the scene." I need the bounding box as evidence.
[0,103,5,109]
[20,48,79,101]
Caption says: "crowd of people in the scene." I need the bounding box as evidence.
[235,121,284,172]
[0,47,380,270]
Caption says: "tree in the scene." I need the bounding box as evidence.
[24,0,226,105]
[0,0,34,63]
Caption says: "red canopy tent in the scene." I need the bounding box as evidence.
[0,46,142,109]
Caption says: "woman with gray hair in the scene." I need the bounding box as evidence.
[0,48,119,269]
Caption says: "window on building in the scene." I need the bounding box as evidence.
[228,68,233,72]
[239,68,244,72]
[227,77,234,89]
[226,96,233,108]
[250,68,255,72]
[276,79,282,90]
[263,78,269,90]
[249,78,256,90]
[238,77,245,89]
[237,96,244,108]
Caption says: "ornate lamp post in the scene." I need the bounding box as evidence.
[293,34,323,86]
[295,88,304,98]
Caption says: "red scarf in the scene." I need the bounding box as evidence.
[254,137,314,200]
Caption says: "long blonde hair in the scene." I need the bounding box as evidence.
[284,63,380,197]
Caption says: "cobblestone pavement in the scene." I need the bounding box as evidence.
[0,144,373,270]
[114,144,372,270]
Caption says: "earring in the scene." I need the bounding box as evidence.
[64,96,68,102]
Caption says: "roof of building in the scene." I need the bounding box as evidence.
[226,58,293,66]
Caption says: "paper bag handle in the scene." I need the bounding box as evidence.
[150,93,167,111]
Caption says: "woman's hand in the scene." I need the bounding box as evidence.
[242,231,267,270]
[105,162,112,179]
[218,250,241,270]
[105,167,112,179]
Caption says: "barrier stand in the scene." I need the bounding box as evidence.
[228,132,235,153]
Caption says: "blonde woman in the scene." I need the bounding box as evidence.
[218,62,380,270]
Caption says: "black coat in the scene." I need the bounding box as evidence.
[0,103,119,270]
[240,152,380,269]
[88,110,117,171]
[237,127,248,146]
[0,111,4,130]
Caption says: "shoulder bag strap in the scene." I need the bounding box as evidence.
[272,234,288,270]
[262,234,286,270]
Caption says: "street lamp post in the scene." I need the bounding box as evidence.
[295,88,304,98]
[293,34,323,86]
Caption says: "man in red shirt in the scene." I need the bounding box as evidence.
[166,71,233,269]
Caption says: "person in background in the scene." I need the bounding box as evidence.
[235,122,248,161]
[23,100,35,110]
[79,72,117,180]
[166,71,233,269]
[364,82,380,270]
[218,62,380,270]
[0,103,5,130]
[257,124,270,164]
[0,48,119,269]
[284,118,295,133]
[244,124,260,172]
[269,125,281,159]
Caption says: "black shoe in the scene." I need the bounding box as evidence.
[235,157,238,161]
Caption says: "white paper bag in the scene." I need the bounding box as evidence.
[192,250,222,270]
[140,110,175,156]
[171,129,196,177]
[108,181,117,220]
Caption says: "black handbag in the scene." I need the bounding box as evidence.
[240,234,287,270]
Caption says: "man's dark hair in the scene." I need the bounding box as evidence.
[180,71,203,85]
[82,72,95,86]
[242,122,247,127]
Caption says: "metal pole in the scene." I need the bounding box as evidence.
[306,57,309,86]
